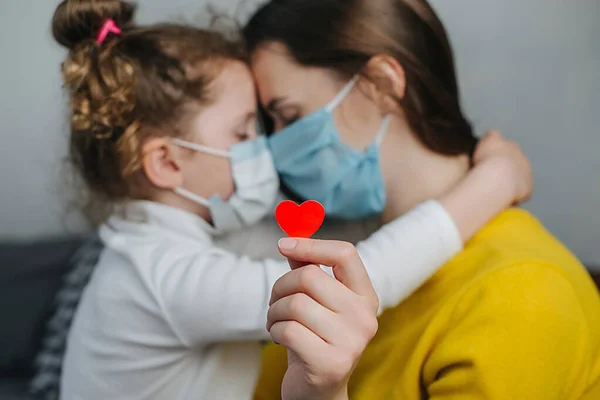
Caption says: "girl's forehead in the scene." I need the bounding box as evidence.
[188,62,257,125]
[212,61,256,100]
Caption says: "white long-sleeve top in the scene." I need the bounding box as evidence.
[61,199,461,400]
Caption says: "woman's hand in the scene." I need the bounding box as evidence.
[473,130,533,204]
[267,238,379,400]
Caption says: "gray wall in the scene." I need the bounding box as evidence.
[431,0,600,267]
[0,0,598,266]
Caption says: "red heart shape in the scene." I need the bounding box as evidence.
[275,200,325,238]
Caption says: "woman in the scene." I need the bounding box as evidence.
[244,0,600,398]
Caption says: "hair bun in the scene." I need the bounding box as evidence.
[52,0,136,50]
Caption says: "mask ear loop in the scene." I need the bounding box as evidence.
[171,138,230,209]
[325,75,361,112]
[173,187,211,207]
[374,115,392,147]
[172,138,231,158]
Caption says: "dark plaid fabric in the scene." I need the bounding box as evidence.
[29,236,104,400]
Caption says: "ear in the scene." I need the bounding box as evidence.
[362,54,407,113]
[142,137,184,190]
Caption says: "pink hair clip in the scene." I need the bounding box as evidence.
[96,19,121,45]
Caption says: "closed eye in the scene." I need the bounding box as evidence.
[266,98,301,131]
[236,131,251,142]
[281,115,299,127]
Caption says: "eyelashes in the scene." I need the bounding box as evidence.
[235,131,251,141]
[281,116,299,127]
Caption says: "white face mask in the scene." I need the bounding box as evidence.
[172,136,279,234]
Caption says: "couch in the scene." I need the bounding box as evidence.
[1,237,85,400]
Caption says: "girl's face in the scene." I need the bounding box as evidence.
[180,61,258,203]
[251,42,385,152]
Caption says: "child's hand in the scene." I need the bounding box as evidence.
[473,130,533,205]
[439,130,533,241]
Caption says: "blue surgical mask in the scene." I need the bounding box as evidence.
[267,76,391,219]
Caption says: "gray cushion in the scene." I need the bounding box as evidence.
[0,378,35,400]
[0,237,84,376]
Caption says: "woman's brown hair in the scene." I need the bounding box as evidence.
[53,0,246,222]
[244,0,477,156]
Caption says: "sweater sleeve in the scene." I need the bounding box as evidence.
[160,200,461,346]
[357,200,462,313]
[156,248,286,345]
[424,262,590,400]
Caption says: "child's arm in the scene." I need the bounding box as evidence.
[162,132,531,343]
[158,246,289,345]
[357,131,532,313]
[440,131,532,241]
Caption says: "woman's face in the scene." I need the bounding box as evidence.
[251,42,386,152]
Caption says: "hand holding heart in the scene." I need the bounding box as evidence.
[267,237,379,400]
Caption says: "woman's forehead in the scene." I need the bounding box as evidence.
[250,44,299,84]
[250,44,340,106]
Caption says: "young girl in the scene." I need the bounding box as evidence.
[53,1,531,399]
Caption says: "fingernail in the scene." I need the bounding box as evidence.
[278,238,298,250]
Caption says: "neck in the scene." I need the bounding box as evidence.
[150,189,212,223]
[379,117,470,224]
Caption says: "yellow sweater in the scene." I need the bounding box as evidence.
[254,209,600,399]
